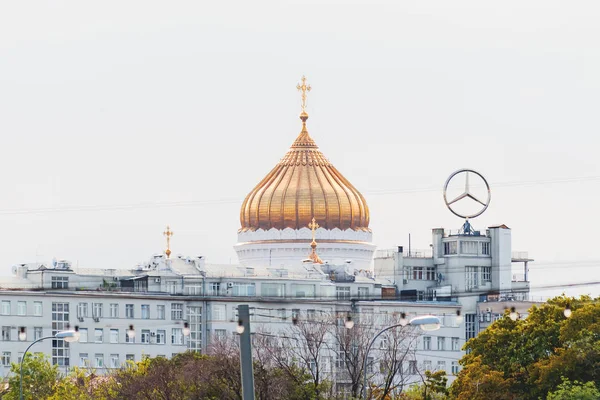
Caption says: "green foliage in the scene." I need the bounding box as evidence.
[3,353,59,400]
[48,368,103,400]
[450,295,600,400]
[546,377,600,400]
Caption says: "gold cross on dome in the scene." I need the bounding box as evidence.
[296,76,311,114]
[308,217,319,241]
[163,226,173,258]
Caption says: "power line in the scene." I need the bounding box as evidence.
[0,175,598,216]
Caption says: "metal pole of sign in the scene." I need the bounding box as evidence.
[238,304,255,400]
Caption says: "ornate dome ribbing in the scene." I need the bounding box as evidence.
[239,113,370,232]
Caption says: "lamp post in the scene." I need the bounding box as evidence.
[362,315,441,400]
[20,329,79,400]
[237,304,255,400]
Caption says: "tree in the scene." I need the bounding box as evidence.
[546,378,600,400]
[367,314,420,399]
[394,371,449,400]
[448,356,516,400]
[330,311,377,399]
[252,313,333,399]
[450,295,600,399]
[48,368,106,400]
[3,353,59,400]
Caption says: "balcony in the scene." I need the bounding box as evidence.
[512,251,533,262]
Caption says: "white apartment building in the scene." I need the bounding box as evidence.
[375,224,532,342]
[0,255,463,391]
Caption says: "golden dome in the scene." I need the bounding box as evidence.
[240,113,370,232]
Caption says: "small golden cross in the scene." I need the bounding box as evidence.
[308,217,319,242]
[163,226,173,258]
[296,75,311,114]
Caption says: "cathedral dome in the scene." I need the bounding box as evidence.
[239,113,370,232]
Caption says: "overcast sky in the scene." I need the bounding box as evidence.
[0,1,598,299]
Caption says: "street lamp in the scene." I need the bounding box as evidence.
[20,329,79,400]
[362,315,441,400]
[183,322,191,337]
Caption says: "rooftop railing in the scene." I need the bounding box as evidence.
[374,248,433,259]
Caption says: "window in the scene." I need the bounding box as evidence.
[409,360,418,375]
[212,305,226,321]
[444,241,457,255]
[110,329,118,344]
[157,305,165,319]
[110,304,119,318]
[465,314,477,340]
[79,353,89,367]
[126,304,134,319]
[78,303,88,318]
[126,354,135,362]
[33,302,43,316]
[51,305,71,360]
[292,309,300,320]
[51,276,69,289]
[172,328,183,345]
[307,309,316,321]
[437,361,446,372]
[171,303,184,320]
[1,352,10,366]
[366,357,374,373]
[423,360,432,371]
[2,326,10,341]
[336,286,351,299]
[95,328,103,343]
[437,337,445,351]
[141,304,150,319]
[451,361,460,375]
[79,328,88,343]
[358,287,369,298]
[423,336,431,350]
[95,353,104,368]
[185,284,202,295]
[460,241,478,254]
[18,328,26,341]
[110,354,120,368]
[17,301,26,316]
[482,242,490,255]
[278,308,286,320]
[34,327,43,340]
[209,282,221,296]
[403,266,411,281]
[125,330,134,343]
[412,267,424,280]
[426,267,436,281]
[187,304,201,352]
[232,283,256,296]
[380,337,389,349]
[141,329,150,344]
[167,281,178,294]
[482,266,491,282]
[465,266,479,291]
[262,283,285,297]
[293,284,315,298]
[93,303,103,318]
[214,329,227,340]
[450,337,459,351]
[1,301,10,315]
[156,330,166,344]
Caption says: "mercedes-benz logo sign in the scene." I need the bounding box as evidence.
[443,169,491,219]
